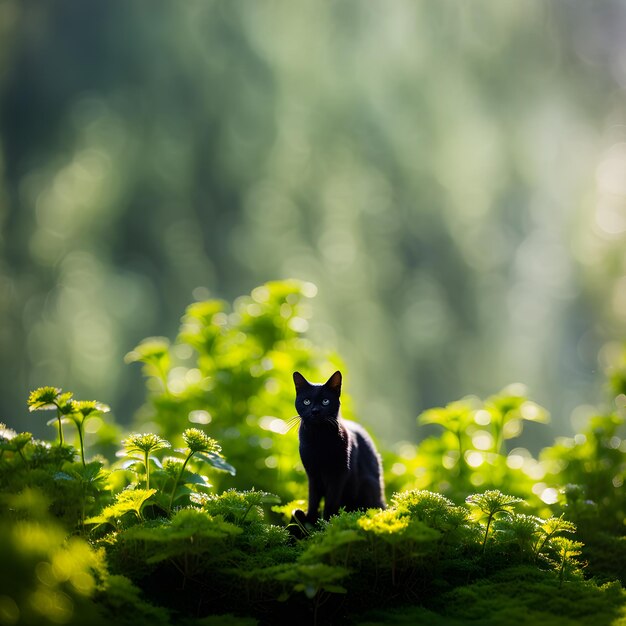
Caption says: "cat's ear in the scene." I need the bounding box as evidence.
[293,371,309,392]
[325,371,342,396]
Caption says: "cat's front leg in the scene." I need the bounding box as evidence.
[305,476,323,524]
[322,475,348,519]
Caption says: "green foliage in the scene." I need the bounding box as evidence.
[0,423,110,529]
[413,386,551,505]
[104,490,296,618]
[0,386,619,626]
[466,490,523,554]
[93,574,171,626]
[124,337,172,387]
[198,488,281,525]
[0,490,107,626]
[541,411,626,535]
[125,279,345,502]
[606,345,626,398]
[492,513,577,565]
[393,490,469,529]
[122,508,243,566]
[0,429,33,465]
[3,289,626,624]
[54,461,111,525]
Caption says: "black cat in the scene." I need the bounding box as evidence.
[292,370,386,525]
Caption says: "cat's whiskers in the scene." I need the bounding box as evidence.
[284,415,301,433]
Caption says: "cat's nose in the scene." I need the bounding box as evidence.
[311,406,320,415]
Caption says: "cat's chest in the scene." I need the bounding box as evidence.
[299,423,351,474]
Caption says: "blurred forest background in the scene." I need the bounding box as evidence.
[1,0,625,452]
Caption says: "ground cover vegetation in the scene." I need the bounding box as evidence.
[1,280,625,625]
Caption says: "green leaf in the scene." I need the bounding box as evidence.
[196,451,236,475]
[124,337,170,364]
[85,488,157,527]
[59,461,109,485]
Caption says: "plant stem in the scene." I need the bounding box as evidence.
[456,427,464,476]
[145,450,150,490]
[56,408,64,446]
[241,501,255,524]
[77,423,86,466]
[482,515,493,554]
[534,534,550,561]
[168,452,193,514]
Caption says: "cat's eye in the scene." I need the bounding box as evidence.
[303,399,311,405]
[322,399,330,405]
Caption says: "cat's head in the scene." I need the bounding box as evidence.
[293,370,342,423]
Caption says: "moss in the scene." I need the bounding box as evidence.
[429,568,626,626]
[580,531,626,585]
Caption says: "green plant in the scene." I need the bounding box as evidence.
[357,508,440,586]
[0,430,33,465]
[54,460,111,525]
[66,400,111,467]
[484,386,549,457]
[28,387,74,446]
[533,515,577,561]
[198,488,281,525]
[416,387,550,505]
[121,433,171,491]
[419,397,479,483]
[166,428,235,514]
[542,412,626,534]
[552,537,584,587]
[465,490,523,554]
